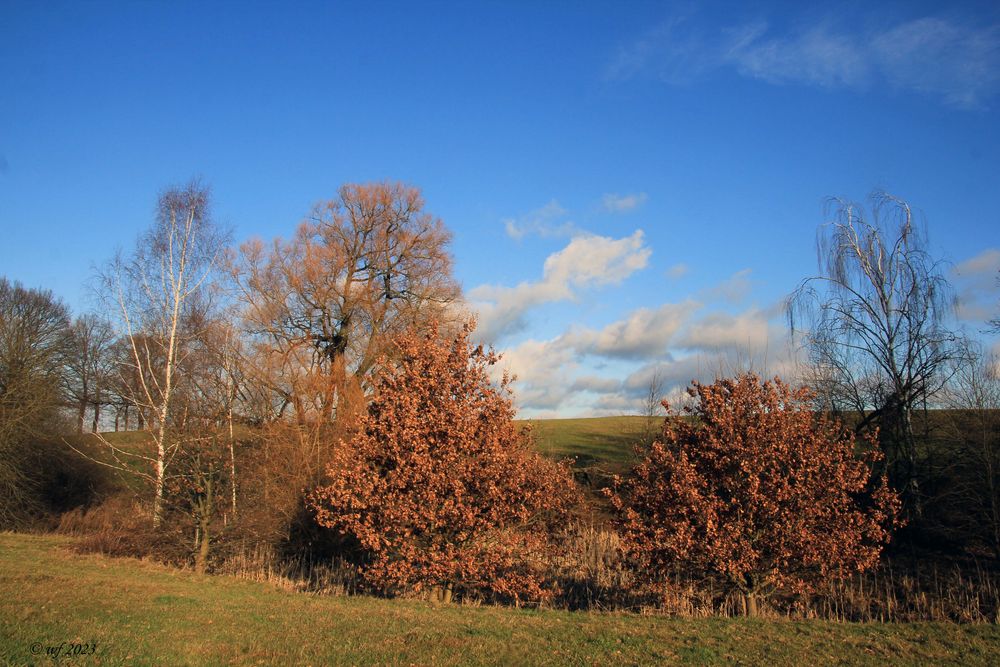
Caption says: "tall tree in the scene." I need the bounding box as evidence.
[788,193,964,516]
[98,179,226,526]
[229,181,460,452]
[0,277,72,526]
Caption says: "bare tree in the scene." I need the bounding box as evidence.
[788,193,964,516]
[0,277,72,526]
[639,367,664,447]
[182,316,244,516]
[95,180,226,526]
[65,315,116,433]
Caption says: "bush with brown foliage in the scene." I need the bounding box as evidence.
[608,374,901,616]
[309,321,579,604]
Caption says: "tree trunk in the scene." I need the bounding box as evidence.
[195,513,210,574]
[194,477,213,574]
[77,399,86,434]
[153,436,165,527]
[433,584,453,604]
[900,401,922,519]
[740,592,759,617]
[91,397,101,433]
[228,403,237,515]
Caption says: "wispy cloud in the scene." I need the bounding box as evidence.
[953,248,1000,325]
[502,200,575,240]
[666,263,689,279]
[732,22,870,89]
[608,12,1000,109]
[873,19,1000,109]
[697,268,753,304]
[602,192,648,213]
[955,248,1000,277]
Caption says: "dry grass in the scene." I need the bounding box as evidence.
[4,531,1000,666]
[218,542,361,596]
[546,521,1000,622]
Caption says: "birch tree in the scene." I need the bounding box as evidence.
[98,180,225,526]
[788,193,964,517]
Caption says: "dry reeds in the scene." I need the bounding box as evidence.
[547,521,1000,622]
[219,542,360,596]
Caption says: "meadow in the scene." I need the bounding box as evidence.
[3,532,1000,666]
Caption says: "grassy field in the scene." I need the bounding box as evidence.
[521,416,653,469]
[71,417,649,466]
[2,533,1000,666]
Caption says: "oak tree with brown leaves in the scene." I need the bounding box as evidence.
[609,374,900,616]
[309,321,578,604]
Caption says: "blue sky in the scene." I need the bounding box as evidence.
[2,0,998,416]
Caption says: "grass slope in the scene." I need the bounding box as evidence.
[521,416,653,469]
[2,533,999,666]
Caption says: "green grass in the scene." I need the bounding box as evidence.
[520,416,654,470]
[3,533,1000,666]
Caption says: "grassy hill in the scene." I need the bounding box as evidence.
[3,532,1000,666]
[520,415,653,469]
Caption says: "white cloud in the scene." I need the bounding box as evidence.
[602,192,648,213]
[493,297,803,415]
[624,358,709,401]
[590,392,644,417]
[609,12,1000,109]
[675,308,772,352]
[543,230,651,287]
[567,300,701,360]
[469,231,651,343]
[476,222,813,415]
[496,337,579,415]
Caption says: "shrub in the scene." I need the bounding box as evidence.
[309,321,579,604]
[609,374,900,616]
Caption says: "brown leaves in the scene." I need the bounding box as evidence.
[309,319,579,603]
[609,373,900,602]
[229,181,460,427]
